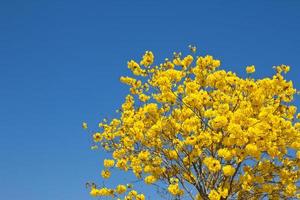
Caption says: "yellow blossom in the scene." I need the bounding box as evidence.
[140,51,154,66]
[101,169,111,179]
[208,189,221,200]
[82,122,88,129]
[245,144,260,157]
[116,184,127,194]
[211,116,228,129]
[144,175,157,184]
[217,148,232,161]
[222,165,236,176]
[218,187,228,198]
[103,159,115,168]
[93,133,102,142]
[139,94,150,102]
[203,157,221,173]
[285,183,296,196]
[136,194,145,200]
[168,183,184,196]
[246,65,255,73]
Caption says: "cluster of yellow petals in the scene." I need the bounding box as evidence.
[90,185,145,200]
[222,165,236,176]
[168,182,184,196]
[203,157,221,173]
[85,48,300,199]
[246,65,255,73]
[208,187,228,200]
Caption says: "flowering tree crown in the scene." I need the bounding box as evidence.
[84,47,300,200]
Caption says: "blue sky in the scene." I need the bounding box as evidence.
[0,0,300,199]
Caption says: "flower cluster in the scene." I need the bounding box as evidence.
[85,47,300,199]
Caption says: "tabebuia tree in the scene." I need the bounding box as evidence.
[83,47,300,200]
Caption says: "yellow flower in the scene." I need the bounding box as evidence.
[140,51,154,66]
[275,64,290,73]
[138,151,150,161]
[211,116,228,129]
[181,55,194,68]
[185,136,197,145]
[285,183,296,196]
[82,122,88,129]
[120,76,137,86]
[203,157,221,173]
[281,65,290,73]
[139,94,150,102]
[218,187,228,198]
[128,190,138,197]
[103,159,115,168]
[101,169,111,179]
[136,194,145,200]
[93,133,102,142]
[168,183,184,196]
[245,144,259,157]
[116,159,128,171]
[116,184,127,194]
[144,175,157,184]
[90,187,113,196]
[166,150,178,160]
[246,65,255,73]
[217,148,232,161]
[128,60,145,76]
[222,165,236,176]
[208,189,221,200]
[98,188,114,196]
[90,188,99,196]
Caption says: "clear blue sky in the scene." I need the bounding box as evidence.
[0,1,300,199]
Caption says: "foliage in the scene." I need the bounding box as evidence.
[84,47,300,199]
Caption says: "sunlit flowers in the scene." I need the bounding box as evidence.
[84,48,299,199]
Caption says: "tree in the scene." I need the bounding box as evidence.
[84,47,300,199]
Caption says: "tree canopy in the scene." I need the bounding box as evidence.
[84,47,300,199]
